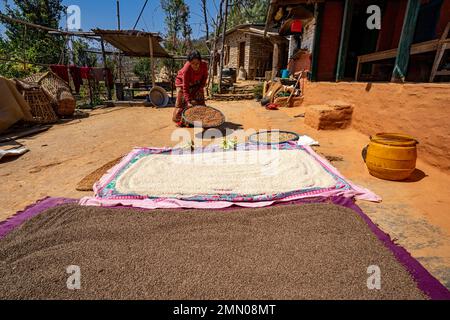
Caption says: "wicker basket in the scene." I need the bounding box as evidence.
[182,106,225,129]
[24,71,76,117]
[248,130,300,145]
[15,81,58,124]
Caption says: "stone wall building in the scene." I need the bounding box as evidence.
[217,24,289,80]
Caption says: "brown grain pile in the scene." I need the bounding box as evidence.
[183,106,225,128]
[0,203,427,300]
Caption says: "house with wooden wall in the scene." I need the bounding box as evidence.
[265,0,450,82]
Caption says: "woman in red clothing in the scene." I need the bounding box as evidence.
[173,50,209,126]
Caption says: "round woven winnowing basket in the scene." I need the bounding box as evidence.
[24,71,76,117]
[182,106,225,129]
[248,130,300,145]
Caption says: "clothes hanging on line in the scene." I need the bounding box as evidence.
[69,65,82,94]
[87,68,114,89]
[80,67,92,80]
[68,66,115,93]
[50,65,69,83]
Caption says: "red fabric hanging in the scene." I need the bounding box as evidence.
[80,67,93,80]
[105,68,114,89]
[69,65,83,94]
[50,65,69,83]
[291,20,303,33]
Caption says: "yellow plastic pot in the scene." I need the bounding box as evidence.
[365,133,418,181]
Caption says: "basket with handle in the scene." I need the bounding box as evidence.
[24,71,76,117]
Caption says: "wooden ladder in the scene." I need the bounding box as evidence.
[430,22,450,82]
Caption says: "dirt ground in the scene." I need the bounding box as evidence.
[1,99,449,290]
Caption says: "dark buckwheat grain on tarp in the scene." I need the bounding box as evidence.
[0,203,427,300]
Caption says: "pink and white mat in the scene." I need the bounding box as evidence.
[80,142,380,209]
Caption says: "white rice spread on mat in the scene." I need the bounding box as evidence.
[115,149,337,197]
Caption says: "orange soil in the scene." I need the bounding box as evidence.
[1,98,449,289]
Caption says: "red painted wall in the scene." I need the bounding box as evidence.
[377,0,408,51]
[436,0,450,37]
[316,0,344,81]
[377,0,449,51]
[288,52,311,74]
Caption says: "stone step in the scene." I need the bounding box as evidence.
[211,93,255,101]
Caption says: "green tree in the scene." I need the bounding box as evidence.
[133,58,152,84]
[227,0,268,29]
[0,0,66,78]
[160,0,193,55]
[72,39,98,67]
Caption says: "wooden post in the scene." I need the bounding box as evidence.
[149,35,155,87]
[311,2,324,82]
[101,39,112,101]
[171,58,175,98]
[271,41,280,80]
[23,25,28,72]
[116,0,121,30]
[218,0,229,94]
[207,0,224,97]
[391,0,421,82]
[88,76,94,107]
[430,22,450,82]
[116,0,123,83]
[336,0,354,81]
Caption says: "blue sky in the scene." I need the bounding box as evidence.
[0,0,219,39]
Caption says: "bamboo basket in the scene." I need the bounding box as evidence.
[24,71,76,117]
[15,80,58,124]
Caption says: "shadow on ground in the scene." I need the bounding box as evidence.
[196,122,244,139]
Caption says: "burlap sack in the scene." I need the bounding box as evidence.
[0,77,28,133]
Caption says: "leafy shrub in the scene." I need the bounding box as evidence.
[253,83,264,100]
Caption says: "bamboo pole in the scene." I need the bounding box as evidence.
[117,0,123,83]
[149,35,155,87]
[116,0,121,30]
[101,38,112,100]
[23,25,28,72]
[0,13,99,38]
[207,0,224,97]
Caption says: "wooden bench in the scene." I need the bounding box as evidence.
[355,23,450,82]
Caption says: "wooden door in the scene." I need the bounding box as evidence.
[238,42,246,68]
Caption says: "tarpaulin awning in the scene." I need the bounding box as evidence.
[92,29,172,58]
